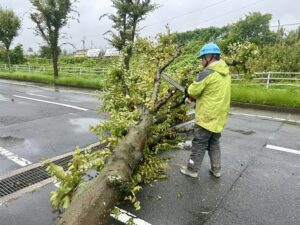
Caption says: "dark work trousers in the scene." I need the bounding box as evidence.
[187,124,221,173]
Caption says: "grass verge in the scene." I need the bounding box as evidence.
[232,84,300,109]
[0,71,102,89]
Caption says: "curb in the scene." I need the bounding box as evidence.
[231,101,300,114]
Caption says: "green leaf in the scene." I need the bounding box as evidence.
[134,201,141,211]
[62,195,71,209]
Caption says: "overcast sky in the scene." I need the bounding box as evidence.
[1,0,300,53]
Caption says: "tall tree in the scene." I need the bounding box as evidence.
[224,12,276,49]
[102,0,157,95]
[30,0,76,80]
[0,7,21,71]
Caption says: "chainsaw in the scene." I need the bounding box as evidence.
[161,73,195,104]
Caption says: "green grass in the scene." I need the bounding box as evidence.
[0,71,103,89]
[232,84,300,108]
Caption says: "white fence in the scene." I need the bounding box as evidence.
[232,72,300,88]
[0,64,109,76]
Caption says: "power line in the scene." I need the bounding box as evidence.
[145,0,230,28]
[270,22,300,28]
[187,0,264,29]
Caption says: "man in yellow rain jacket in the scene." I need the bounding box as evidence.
[180,43,231,178]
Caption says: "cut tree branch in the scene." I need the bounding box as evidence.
[159,48,181,74]
[151,47,182,105]
[152,87,177,113]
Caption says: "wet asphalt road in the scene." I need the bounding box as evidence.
[0,79,300,225]
[0,79,105,176]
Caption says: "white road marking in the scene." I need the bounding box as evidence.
[230,112,300,124]
[0,147,32,167]
[27,93,52,99]
[13,95,89,111]
[266,144,300,155]
[111,207,152,225]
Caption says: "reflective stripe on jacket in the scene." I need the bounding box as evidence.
[188,60,231,133]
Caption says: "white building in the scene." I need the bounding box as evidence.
[86,49,102,58]
[104,48,120,57]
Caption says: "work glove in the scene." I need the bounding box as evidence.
[185,97,195,104]
[184,88,196,104]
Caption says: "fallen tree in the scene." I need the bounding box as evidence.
[55,113,152,225]
[48,30,195,225]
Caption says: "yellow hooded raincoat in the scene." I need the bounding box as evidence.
[188,60,231,133]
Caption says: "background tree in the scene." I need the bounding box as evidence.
[102,0,158,95]
[175,12,277,54]
[39,45,61,59]
[10,44,26,64]
[175,26,228,45]
[30,0,77,80]
[285,27,300,45]
[221,12,276,52]
[226,41,259,75]
[0,7,21,71]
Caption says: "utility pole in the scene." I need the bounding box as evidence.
[81,36,86,50]
[90,40,94,49]
[277,20,281,43]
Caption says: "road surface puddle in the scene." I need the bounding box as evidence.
[69,118,103,132]
[0,94,9,102]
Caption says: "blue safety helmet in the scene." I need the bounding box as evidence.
[197,42,221,59]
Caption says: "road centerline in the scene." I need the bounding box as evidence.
[13,95,89,111]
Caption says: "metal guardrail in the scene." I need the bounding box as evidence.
[0,64,109,76]
[232,72,300,88]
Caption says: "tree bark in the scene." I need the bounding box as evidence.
[5,48,11,72]
[52,46,59,80]
[55,112,153,225]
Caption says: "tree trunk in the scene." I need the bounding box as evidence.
[6,48,11,73]
[124,46,132,72]
[55,112,153,225]
[52,46,59,80]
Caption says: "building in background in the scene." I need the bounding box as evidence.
[74,50,87,58]
[104,48,120,57]
[86,49,102,58]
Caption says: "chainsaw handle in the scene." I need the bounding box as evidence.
[182,88,195,104]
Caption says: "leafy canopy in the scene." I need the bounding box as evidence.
[104,0,158,51]
[0,7,21,50]
[30,0,75,45]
